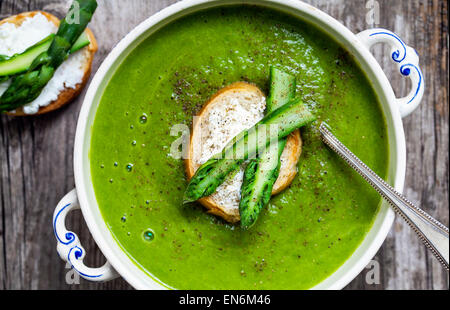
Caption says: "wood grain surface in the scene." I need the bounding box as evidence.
[0,0,448,290]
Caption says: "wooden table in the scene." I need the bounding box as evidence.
[0,0,448,290]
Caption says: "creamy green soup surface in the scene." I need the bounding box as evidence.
[90,6,389,289]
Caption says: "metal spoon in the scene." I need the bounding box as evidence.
[319,122,449,270]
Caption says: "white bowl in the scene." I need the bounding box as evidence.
[53,0,424,289]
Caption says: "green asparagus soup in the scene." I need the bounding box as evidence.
[90,6,389,289]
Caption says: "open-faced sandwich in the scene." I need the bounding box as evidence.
[184,67,315,228]
[0,0,98,115]
[185,79,303,224]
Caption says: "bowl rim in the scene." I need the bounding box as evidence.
[74,0,405,290]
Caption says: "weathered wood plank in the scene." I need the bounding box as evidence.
[0,0,447,290]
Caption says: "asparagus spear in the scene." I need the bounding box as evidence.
[0,35,56,78]
[0,0,97,113]
[0,32,91,78]
[239,67,296,229]
[183,97,315,204]
[266,67,297,112]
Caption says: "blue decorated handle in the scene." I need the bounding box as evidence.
[53,189,119,282]
[357,29,424,118]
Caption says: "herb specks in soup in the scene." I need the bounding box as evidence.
[90,6,389,289]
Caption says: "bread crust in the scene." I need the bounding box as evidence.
[1,11,97,116]
[185,82,302,223]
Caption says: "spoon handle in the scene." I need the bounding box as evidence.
[319,123,449,271]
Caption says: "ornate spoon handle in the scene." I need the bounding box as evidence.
[319,123,449,270]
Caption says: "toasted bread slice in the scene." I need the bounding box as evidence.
[185,82,302,223]
[0,11,97,116]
